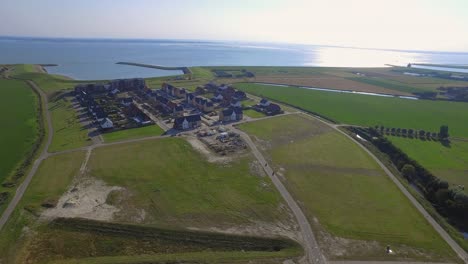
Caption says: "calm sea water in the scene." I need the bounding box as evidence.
[1,37,468,80]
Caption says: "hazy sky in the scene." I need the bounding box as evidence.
[1,0,468,51]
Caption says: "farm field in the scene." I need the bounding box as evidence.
[48,96,91,152]
[0,79,39,201]
[238,114,456,261]
[0,151,86,263]
[87,137,293,229]
[204,66,468,95]
[388,136,468,195]
[235,83,468,138]
[102,125,165,143]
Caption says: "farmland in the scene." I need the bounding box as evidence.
[102,124,164,143]
[0,79,39,214]
[235,83,468,138]
[238,114,456,261]
[388,137,468,195]
[206,66,468,95]
[0,79,38,183]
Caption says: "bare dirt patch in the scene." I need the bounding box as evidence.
[41,177,123,221]
[254,75,410,95]
[186,136,234,163]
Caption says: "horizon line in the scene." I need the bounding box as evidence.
[1,34,468,55]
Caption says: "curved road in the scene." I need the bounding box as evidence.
[232,126,327,264]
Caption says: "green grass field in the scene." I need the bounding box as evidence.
[0,79,38,184]
[0,151,86,263]
[102,125,164,143]
[10,65,82,96]
[48,96,91,152]
[50,250,299,264]
[243,109,266,118]
[235,83,468,138]
[88,137,290,228]
[239,114,456,261]
[388,137,468,195]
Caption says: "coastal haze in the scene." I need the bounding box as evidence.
[1,37,468,80]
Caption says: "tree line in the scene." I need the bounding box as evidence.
[375,125,449,141]
[349,126,467,232]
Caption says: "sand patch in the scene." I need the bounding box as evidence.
[186,136,233,163]
[41,177,123,221]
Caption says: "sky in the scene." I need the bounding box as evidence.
[1,0,468,52]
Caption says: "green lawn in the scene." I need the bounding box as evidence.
[0,151,86,263]
[243,109,266,118]
[50,250,300,264]
[11,65,82,96]
[0,79,38,184]
[88,137,290,228]
[239,114,456,261]
[48,96,91,152]
[388,137,468,195]
[102,125,164,143]
[235,83,468,138]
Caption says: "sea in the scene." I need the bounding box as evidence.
[1,37,468,80]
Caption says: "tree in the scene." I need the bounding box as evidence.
[439,125,449,139]
[401,164,416,180]
[396,128,401,135]
[402,128,407,135]
[419,130,426,138]
[426,131,432,138]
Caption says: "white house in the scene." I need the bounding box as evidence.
[100,118,114,129]
[259,98,270,107]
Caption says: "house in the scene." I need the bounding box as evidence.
[186,93,195,104]
[219,107,243,122]
[265,103,282,115]
[218,84,230,91]
[174,105,184,116]
[259,98,271,107]
[173,114,202,130]
[100,118,113,129]
[204,101,214,112]
[230,100,241,108]
[175,88,186,98]
[110,88,120,95]
[121,97,133,107]
[212,93,224,101]
[234,90,247,100]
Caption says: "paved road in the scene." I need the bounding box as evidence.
[232,126,326,264]
[0,81,53,231]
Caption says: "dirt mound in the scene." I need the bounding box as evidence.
[41,177,123,221]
